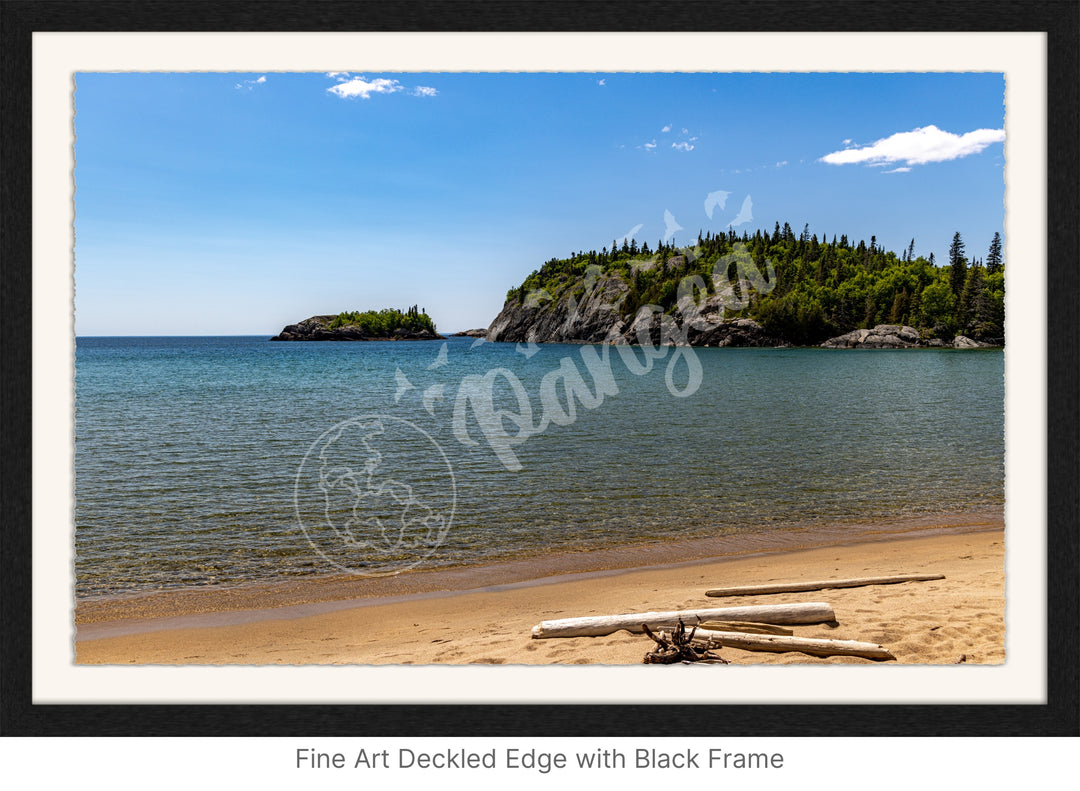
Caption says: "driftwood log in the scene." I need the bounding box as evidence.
[704,574,944,598]
[692,628,895,661]
[696,620,793,636]
[530,602,835,639]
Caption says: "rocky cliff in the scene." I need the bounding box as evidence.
[485,275,784,347]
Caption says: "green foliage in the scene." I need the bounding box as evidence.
[919,280,957,331]
[328,305,436,335]
[503,226,1005,344]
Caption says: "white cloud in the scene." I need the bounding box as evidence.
[643,140,657,150]
[672,142,694,152]
[327,72,350,80]
[689,136,699,142]
[412,86,438,97]
[842,138,853,145]
[328,76,404,99]
[821,125,1005,167]
[776,160,788,167]
[598,78,606,86]
[235,75,267,91]
[661,125,672,133]
[682,128,688,134]
[884,167,912,173]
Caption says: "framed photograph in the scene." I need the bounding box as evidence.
[2,1,1077,739]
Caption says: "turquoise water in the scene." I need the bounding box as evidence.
[74,336,1004,597]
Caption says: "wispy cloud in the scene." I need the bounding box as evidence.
[672,142,694,152]
[642,140,657,151]
[325,73,437,100]
[821,125,1005,167]
[598,78,606,86]
[661,124,672,133]
[235,75,267,91]
[776,160,788,167]
[883,166,912,173]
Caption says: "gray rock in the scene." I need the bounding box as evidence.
[822,324,920,349]
[898,326,920,343]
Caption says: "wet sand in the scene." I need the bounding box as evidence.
[75,519,1005,665]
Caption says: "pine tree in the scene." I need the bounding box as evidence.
[986,232,1003,274]
[959,265,985,334]
[948,232,967,297]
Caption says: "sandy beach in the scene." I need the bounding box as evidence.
[75,520,1004,666]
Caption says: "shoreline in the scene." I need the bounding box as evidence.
[75,523,1005,665]
[75,511,1003,651]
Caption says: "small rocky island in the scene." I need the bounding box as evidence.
[271,306,443,341]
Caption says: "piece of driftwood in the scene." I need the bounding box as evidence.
[642,620,729,664]
[530,602,835,639]
[704,573,945,598]
[691,628,895,661]
[696,620,794,636]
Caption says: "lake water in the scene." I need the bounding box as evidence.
[74,336,1005,599]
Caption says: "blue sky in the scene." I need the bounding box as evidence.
[74,72,1005,335]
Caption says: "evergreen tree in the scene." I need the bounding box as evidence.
[986,232,1003,274]
[948,232,967,297]
[958,265,985,332]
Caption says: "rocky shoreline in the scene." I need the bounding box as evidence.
[820,324,1001,349]
[483,277,1001,349]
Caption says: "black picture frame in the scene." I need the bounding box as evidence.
[2,0,1077,737]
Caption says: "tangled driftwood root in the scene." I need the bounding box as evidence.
[642,619,729,664]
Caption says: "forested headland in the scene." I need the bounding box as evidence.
[496,224,1004,347]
